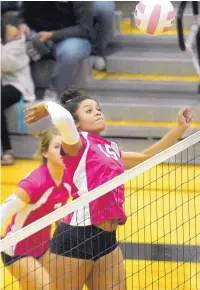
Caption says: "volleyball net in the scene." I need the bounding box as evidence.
[1,131,200,290]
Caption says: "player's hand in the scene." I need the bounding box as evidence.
[37,31,53,42]
[24,102,49,124]
[18,23,30,36]
[177,108,193,130]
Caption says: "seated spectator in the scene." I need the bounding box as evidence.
[19,1,93,97]
[1,12,36,165]
[1,1,20,15]
[1,2,30,40]
[91,1,115,70]
[19,1,115,96]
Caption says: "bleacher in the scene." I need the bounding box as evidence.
[6,1,200,160]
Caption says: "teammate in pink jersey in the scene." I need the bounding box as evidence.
[0,128,71,290]
[24,89,193,290]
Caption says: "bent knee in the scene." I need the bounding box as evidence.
[56,39,91,62]
[93,1,115,15]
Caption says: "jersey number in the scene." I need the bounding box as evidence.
[98,144,119,160]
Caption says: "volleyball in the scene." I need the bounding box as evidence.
[134,0,176,36]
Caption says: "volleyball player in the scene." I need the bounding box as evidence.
[24,89,193,290]
[0,128,71,290]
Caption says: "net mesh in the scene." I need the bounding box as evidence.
[1,132,200,290]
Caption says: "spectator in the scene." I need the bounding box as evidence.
[1,1,20,15]
[19,1,115,96]
[20,1,93,97]
[1,2,30,38]
[91,1,115,70]
[1,12,36,165]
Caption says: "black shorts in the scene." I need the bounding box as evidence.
[50,222,118,261]
[1,249,48,267]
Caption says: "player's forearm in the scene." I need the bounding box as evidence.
[51,25,87,42]
[143,125,187,158]
[45,101,79,145]
[0,194,27,235]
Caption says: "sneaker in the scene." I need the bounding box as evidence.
[90,56,106,71]
[1,151,15,166]
[43,89,58,101]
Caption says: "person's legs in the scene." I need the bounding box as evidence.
[6,256,51,290]
[38,250,59,290]
[93,1,115,56]
[86,246,126,290]
[1,85,22,111]
[1,85,21,164]
[39,249,91,289]
[48,254,93,290]
[51,38,91,94]
[49,222,96,289]
[1,111,12,153]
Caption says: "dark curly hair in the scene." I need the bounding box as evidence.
[59,89,92,122]
[1,11,22,44]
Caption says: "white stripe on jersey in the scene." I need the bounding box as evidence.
[63,183,71,194]
[70,132,91,226]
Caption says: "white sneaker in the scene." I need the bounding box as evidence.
[90,56,106,71]
[43,89,58,101]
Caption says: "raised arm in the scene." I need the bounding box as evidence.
[121,108,193,169]
[24,101,82,156]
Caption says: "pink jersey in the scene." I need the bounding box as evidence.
[5,164,71,258]
[62,132,127,226]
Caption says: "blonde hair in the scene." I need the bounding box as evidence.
[35,128,61,164]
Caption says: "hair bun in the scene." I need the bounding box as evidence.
[59,89,83,105]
